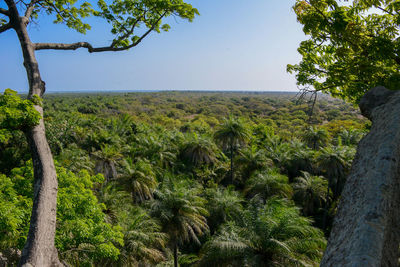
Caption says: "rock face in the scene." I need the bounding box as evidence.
[321,86,400,267]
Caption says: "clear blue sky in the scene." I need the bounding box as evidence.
[0,0,306,92]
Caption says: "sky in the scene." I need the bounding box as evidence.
[0,0,307,92]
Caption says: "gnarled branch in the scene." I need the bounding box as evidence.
[34,41,94,51]
[35,11,166,53]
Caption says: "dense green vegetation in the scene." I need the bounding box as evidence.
[0,91,367,266]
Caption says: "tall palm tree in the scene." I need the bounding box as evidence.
[337,128,364,146]
[317,146,353,200]
[244,170,292,201]
[118,207,167,267]
[204,186,244,233]
[285,141,315,182]
[180,133,218,167]
[302,126,329,150]
[150,179,209,267]
[85,127,122,151]
[131,130,178,173]
[214,117,250,184]
[98,206,167,267]
[292,171,328,217]
[96,182,131,224]
[317,146,354,230]
[120,158,158,203]
[56,144,94,173]
[264,135,294,175]
[237,145,271,182]
[92,144,123,182]
[109,114,136,138]
[199,198,326,266]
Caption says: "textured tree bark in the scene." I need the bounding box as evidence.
[321,86,400,267]
[5,0,62,266]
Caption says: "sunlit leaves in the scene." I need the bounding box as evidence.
[0,162,124,264]
[289,0,400,103]
[0,174,32,250]
[42,0,94,33]
[95,0,199,48]
[57,167,124,263]
[34,0,198,48]
[0,89,41,131]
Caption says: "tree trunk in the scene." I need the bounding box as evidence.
[321,86,400,267]
[5,1,62,266]
[174,243,178,267]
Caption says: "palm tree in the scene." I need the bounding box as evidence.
[56,144,94,173]
[150,179,209,267]
[317,146,353,200]
[96,182,131,224]
[131,130,178,172]
[180,133,218,167]
[264,135,292,174]
[244,170,292,201]
[199,198,326,266]
[302,126,328,150]
[337,128,364,146]
[85,127,122,151]
[204,186,244,233]
[118,207,167,267]
[292,171,328,217]
[317,146,354,230]
[214,117,250,184]
[98,206,167,267]
[237,145,271,182]
[120,158,158,202]
[285,141,315,182]
[92,144,122,182]
[109,114,136,138]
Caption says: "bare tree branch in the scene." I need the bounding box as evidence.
[0,8,9,16]
[0,23,12,33]
[35,11,167,53]
[34,41,94,51]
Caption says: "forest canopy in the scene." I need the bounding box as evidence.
[0,91,367,266]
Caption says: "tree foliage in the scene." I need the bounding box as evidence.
[0,162,124,265]
[0,89,41,142]
[0,0,199,52]
[288,0,400,102]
